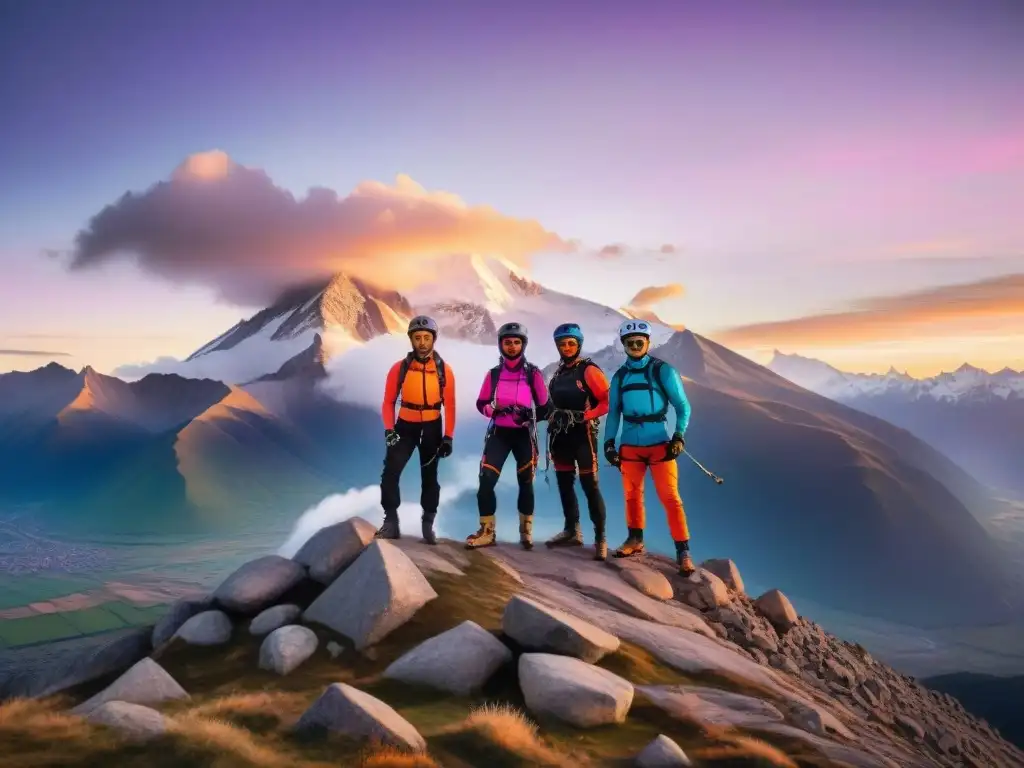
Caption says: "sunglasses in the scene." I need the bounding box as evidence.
[624,338,647,349]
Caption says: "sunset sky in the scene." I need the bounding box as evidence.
[1,0,1022,377]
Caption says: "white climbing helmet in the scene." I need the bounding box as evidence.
[618,319,652,340]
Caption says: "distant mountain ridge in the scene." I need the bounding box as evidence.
[767,351,1024,498]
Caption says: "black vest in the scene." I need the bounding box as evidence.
[548,359,595,412]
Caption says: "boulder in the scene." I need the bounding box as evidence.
[753,589,798,633]
[294,682,426,751]
[71,658,189,716]
[636,734,693,767]
[213,555,307,614]
[616,563,674,601]
[86,701,167,741]
[501,594,620,663]
[699,558,745,593]
[292,517,377,584]
[383,620,512,696]
[749,629,779,654]
[303,540,437,650]
[519,653,633,728]
[152,596,214,647]
[259,625,319,675]
[249,604,302,636]
[173,610,233,646]
[674,568,731,611]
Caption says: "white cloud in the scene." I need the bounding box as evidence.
[277,456,481,556]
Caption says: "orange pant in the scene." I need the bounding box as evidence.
[619,444,690,542]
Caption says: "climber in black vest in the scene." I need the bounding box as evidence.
[543,323,612,560]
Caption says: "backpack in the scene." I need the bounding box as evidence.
[488,360,543,410]
[613,356,669,424]
[397,351,447,411]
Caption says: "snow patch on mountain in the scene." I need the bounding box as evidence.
[113,253,671,385]
[768,351,1024,403]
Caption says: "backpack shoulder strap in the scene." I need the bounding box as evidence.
[576,358,596,402]
[525,362,542,404]
[488,365,501,403]
[432,352,446,393]
[397,353,414,395]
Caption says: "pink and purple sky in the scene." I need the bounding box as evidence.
[1,0,1022,377]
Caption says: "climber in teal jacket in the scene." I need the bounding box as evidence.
[603,319,695,574]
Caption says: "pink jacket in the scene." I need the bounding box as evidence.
[475,357,549,428]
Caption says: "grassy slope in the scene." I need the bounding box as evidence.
[0,552,841,767]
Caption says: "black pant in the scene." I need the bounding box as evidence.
[478,425,536,518]
[380,418,443,521]
[550,423,607,538]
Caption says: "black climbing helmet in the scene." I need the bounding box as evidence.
[407,315,439,337]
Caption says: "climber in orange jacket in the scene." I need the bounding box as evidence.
[379,315,456,545]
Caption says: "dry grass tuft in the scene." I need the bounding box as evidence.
[0,697,79,732]
[694,733,800,767]
[359,746,440,767]
[166,712,287,766]
[449,702,571,767]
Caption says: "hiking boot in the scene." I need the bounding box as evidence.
[614,536,645,558]
[375,517,401,540]
[594,540,608,561]
[545,525,583,548]
[677,551,696,577]
[519,513,534,550]
[465,515,496,549]
[421,514,437,545]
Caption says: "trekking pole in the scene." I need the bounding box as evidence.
[683,448,724,485]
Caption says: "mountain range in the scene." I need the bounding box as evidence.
[2,254,1022,632]
[767,351,1024,499]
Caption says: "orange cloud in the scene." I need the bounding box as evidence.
[714,273,1024,348]
[65,150,569,305]
[627,283,685,309]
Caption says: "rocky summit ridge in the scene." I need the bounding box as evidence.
[3,520,1022,768]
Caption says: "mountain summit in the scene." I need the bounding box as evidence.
[150,253,655,385]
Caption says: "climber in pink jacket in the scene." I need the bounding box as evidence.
[466,322,550,550]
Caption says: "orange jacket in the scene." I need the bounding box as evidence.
[382,356,456,437]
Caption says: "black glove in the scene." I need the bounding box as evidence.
[385,428,400,448]
[604,439,621,467]
[668,432,685,457]
[437,436,453,458]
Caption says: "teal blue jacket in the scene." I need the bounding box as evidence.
[604,354,691,447]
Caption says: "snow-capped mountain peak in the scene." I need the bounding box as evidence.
[115,253,673,385]
[767,351,1024,402]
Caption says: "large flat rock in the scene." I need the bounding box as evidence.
[639,684,785,728]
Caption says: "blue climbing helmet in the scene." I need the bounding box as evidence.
[553,322,583,344]
[618,318,652,341]
[407,315,438,337]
